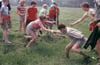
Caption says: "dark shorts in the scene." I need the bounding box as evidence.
[26,19,33,27]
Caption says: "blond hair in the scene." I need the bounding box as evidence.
[19,0,25,3]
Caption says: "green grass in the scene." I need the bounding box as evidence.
[0,7,98,65]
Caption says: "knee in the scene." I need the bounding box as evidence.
[72,47,76,52]
[66,46,71,50]
[34,36,38,40]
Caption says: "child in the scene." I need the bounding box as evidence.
[0,0,11,43]
[52,2,60,25]
[44,4,57,39]
[54,24,89,63]
[39,4,48,16]
[25,1,38,27]
[17,0,26,34]
[24,15,54,48]
[84,0,100,65]
[47,4,57,29]
[70,2,96,31]
[0,0,11,14]
[39,4,48,35]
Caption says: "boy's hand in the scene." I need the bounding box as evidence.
[89,22,93,26]
[53,31,57,34]
[20,14,25,16]
[69,23,74,27]
[51,30,57,34]
[97,22,100,27]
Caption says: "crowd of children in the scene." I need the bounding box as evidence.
[0,0,100,65]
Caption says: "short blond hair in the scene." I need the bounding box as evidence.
[19,0,25,3]
[42,4,48,8]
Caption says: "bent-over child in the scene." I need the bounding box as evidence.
[54,24,90,63]
[24,15,54,48]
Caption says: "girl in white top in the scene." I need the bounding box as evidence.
[39,4,48,16]
[70,2,96,31]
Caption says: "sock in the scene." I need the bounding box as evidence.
[80,51,88,58]
[66,52,69,58]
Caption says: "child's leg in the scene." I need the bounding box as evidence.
[96,38,100,62]
[24,35,32,40]
[72,43,88,57]
[19,20,22,34]
[50,24,53,38]
[65,43,73,58]
[26,32,38,48]
[23,20,26,33]
[3,29,11,43]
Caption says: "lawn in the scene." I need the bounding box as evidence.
[0,7,98,65]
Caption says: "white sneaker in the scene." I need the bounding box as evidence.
[5,41,12,44]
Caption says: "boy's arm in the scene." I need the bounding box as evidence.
[16,8,20,15]
[40,23,54,33]
[16,7,24,16]
[24,8,28,25]
[70,13,87,27]
[45,21,55,24]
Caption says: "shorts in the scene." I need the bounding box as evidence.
[19,15,25,22]
[71,38,85,47]
[26,19,33,27]
[26,23,36,35]
[1,18,12,30]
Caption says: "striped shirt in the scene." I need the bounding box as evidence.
[17,5,26,16]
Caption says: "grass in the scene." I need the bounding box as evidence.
[0,7,98,65]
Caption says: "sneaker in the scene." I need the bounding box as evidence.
[82,56,90,64]
[5,41,12,44]
[92,57,99,60]
[66,53,70,59]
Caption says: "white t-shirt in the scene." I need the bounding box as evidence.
[57,27,84,39]
[83,8,95,20]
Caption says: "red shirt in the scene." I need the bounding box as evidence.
[27,7,38,21]
[48,9,57,18]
